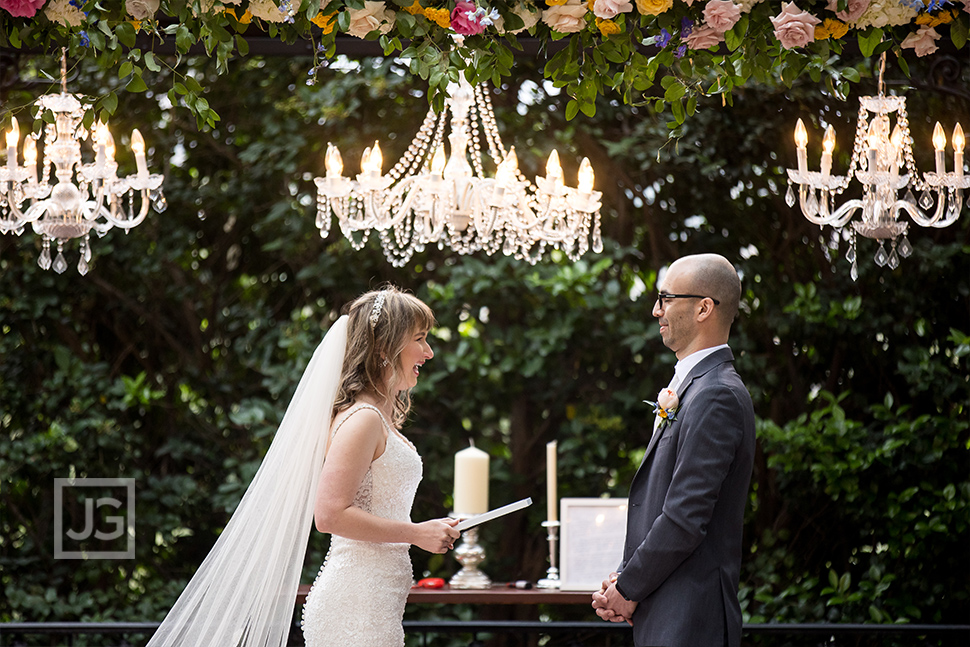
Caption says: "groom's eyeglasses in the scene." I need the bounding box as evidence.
[656,293,721,307]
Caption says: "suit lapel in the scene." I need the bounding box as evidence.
[639,347,736,462]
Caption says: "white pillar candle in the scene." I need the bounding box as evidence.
[454,443,489,515]
[546,440,558,522]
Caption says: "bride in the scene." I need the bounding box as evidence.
[146,286,459,647]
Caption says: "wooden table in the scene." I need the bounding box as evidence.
[296,584,592,606]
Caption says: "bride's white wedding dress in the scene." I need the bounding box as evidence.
[301,404,423,647]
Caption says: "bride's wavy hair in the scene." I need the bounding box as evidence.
[333,285,435,428]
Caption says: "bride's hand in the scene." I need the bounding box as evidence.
[412,518,461,554]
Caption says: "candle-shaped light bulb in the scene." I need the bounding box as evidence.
[932,122,947,152]
[794,118,808,149]
[5,117,19,150]
[94,123,109,168]
[577,157,595,194]
[105,131,116,163]
[495,147,517,186]
[820,125,835,178]
[954,123,965,179]
[325,143,343,177]
[131,128,148,176]
[23,136,37,182]
[546,149,563,185]
[932,122,946,175]
[430,144,446,176]
[5,117,18,170]
[369,141,383,175]
[794,119,808,175]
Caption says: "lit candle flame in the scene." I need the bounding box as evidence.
[578,157,594,193]
[822,125,836,155]
[5,117,19,150]
[546,149,563,183]
[325,143,343,176]
[953,123,965,154]
[430,144,447,176]
[932,122,946,152]
[794,119,808,149]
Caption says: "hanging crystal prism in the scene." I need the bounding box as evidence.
[887,240,899,270]
[38,239,52,270]
[52,240,68,274]
[873,241,889,267]
[850,259,858,281]
[918,189,934,210]
[805,190,819,217]
[785,183,795,207]
[898,235,913,258]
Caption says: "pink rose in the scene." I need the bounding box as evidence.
[657,388,679,412]
[451,0,487,35]
[901,25,940,57]
[703,0,740,32]
[770,2,821,49]
[824,0,869,23]
[592,0,633,19]
[0,0,46,17]
[685,24,725,49]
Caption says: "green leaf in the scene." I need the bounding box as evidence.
[858,28,883,57]
[144,52,161,73]
[126,73,148,93]
[235,34,250,56]
[565,100,580,121]
[115,21,136,48]
[118,61,134,79]
[951,15,968,49]
[99,92,119,116]
[841,67,860,83]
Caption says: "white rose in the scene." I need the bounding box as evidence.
[657,388,679,412]
[125,0,159,20]
[346,1,396,38]
[495,4,541,33]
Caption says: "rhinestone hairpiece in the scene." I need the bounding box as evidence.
[369,291,387,329]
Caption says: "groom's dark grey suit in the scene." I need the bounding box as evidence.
[615,347,755,647]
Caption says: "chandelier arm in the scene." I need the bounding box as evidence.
[100,191,151,230]
[901,191,947,227]
[802,197,862,228]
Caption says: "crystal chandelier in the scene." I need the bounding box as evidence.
[314,75,603,267]
[0,51,166,275]
[785,53,966,281]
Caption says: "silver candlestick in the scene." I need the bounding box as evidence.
[449,526,491,589]
[537,520,561,589]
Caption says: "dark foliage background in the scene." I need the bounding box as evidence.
[1,50,967,642]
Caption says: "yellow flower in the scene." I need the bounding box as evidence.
[226,8,254,24]
[815,18,848,40]
[916,10,953,27]
[636,0,672,17]
[404,1,423,15]
[312,11,337,32]
[424,7,451,28]
[596,17,621,36]
[546,0,570,6]
[130,19,142,31]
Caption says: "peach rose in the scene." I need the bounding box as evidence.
[770,2,821,49]
[686,23,725,48]
[703,0,741,32]
[824,0,869,23]
[901,25,940,56]
[593,0,633,19]
[346,0,396,37]
[542,0,587,32]
[657,388,679,412]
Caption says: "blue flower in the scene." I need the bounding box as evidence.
[79,31,90,47]
[657,28,672,48]
[675,44,687,58]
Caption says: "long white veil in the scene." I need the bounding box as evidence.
[147,315,349,647]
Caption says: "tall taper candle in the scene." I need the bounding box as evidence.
[546,440,558,522]
[454,443,489,515]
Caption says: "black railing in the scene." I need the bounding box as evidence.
[1,621,968,647]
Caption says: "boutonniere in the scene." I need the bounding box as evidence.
[645,388,679,431]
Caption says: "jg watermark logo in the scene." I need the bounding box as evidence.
[54,478,135,559]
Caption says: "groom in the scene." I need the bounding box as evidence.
[592,253,755,647]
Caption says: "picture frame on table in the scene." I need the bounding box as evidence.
[559,497,629,591]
